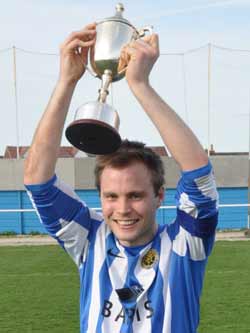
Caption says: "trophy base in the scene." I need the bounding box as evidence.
[66,119,122,155]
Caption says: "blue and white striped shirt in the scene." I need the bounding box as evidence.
[25,162,218,333]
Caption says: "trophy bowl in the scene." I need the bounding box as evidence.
[90,3,152,81]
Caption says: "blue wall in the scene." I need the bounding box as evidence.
[0,188,248,234]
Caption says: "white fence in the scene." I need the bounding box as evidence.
[1,44,250,156]
[0,203,249,233]
[0,203,249,212]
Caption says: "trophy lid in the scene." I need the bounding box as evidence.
[98,3,135,28]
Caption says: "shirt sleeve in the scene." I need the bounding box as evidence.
[165,162,219,330]
[175,161,219,238]
[167,162,219,259]
[25,175,103,266]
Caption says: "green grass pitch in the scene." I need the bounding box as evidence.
[0,241,249,332]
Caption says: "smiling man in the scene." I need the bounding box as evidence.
[24,23,218,333]
[98,153,163,247]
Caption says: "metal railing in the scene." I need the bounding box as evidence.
[0,203,249,213]
[0,204,249,233]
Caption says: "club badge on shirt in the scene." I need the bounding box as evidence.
[141,249,159,269]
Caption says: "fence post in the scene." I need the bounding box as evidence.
[248,90,250,229]
[181,54,189,125]
[13,46,20,160]
[207,43,212,156]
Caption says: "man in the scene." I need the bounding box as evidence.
[24,23,218,333]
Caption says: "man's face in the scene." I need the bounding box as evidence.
[100,162,164,247]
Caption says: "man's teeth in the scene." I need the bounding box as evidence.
[114,219,138,225]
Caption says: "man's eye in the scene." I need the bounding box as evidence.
[130,193,142,200]
[106,194,117,200]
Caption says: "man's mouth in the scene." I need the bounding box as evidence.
[112,219,139,226]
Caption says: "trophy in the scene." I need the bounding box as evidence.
[66,3,152,155]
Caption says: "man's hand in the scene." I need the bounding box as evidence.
[59,23,96,85]
[120,33,159,89]
[119,33,208,171]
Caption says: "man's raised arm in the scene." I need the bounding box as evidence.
[24,24,96,185]
[123,34,208,171]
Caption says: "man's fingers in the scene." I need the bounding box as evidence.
[118,49,131,71]
[142,33,159,48]
[129,34,159,53]
[84,22,97,30]
[62,26,96,48]
[122,43,149,62]
[122,46,137,61]
[64,29,96,45]
[61,38,95,55]
[143,34,159,56]
[122,33,159,61]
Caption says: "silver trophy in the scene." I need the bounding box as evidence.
[66,3,152,155]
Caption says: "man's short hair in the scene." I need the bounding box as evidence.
[94,140,165,195]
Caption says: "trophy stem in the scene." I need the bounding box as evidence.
[98,69,113,103]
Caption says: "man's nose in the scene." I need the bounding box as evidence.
[117,198,132,215]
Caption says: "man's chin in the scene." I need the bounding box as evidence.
[112,230,139,246]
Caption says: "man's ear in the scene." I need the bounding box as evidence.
[156,187,165,208]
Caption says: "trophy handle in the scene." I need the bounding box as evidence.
[82,46,99,78]
[84,64,98,78]
[117,25,154,75]
[138,25,154,38]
